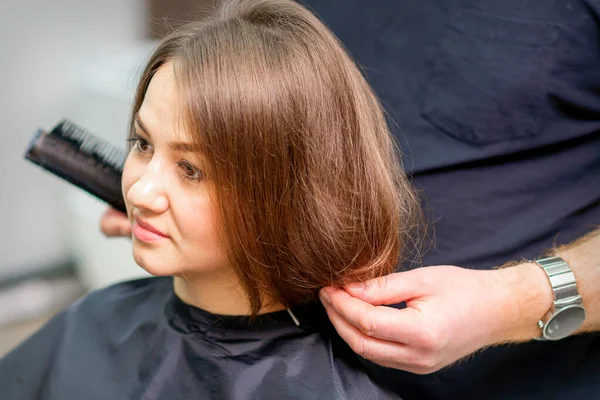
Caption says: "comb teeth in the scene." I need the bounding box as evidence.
[51,119,126,172]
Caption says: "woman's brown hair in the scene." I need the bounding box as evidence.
[131,0,421,314]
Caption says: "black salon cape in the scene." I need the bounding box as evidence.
[0,277,401,400]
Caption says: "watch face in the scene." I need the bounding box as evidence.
[543,305,586,340]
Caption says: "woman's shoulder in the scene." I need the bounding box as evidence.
[76,276,172,308]
[0,277,174,399]
[67,276,173,325]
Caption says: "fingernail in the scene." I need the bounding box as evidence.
[345,282,365,293]
[319,288,331,306]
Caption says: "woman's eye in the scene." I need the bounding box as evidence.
[127,135,152,154]
[178,160,204,182]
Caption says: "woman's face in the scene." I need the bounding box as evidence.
[122,62,228,278]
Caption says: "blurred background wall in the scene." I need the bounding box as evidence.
[0,0,147,281]
[0,0,211,354]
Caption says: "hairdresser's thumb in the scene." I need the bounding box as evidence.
[343,271,421,306]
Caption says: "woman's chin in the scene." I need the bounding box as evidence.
[131,244,227,278]
[132,249,174,277]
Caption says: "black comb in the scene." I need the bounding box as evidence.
[24,119,127,213]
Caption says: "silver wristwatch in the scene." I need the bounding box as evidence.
[534,256,586,341]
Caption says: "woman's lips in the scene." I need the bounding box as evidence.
[133,219,169,242]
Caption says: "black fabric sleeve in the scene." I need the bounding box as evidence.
[0,311,67,400]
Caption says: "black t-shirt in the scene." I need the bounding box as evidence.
[302,0,600,399]
[0,278,400,400]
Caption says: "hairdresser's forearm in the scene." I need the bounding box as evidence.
[558,228,600,332]
[496,228,600,343]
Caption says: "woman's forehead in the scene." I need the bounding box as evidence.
[139,62,189,142]
[145,63,179,110]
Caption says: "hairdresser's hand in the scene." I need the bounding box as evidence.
[99,208,131,238]
[319,264,551,374]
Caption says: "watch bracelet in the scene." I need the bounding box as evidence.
[533,256,584,340]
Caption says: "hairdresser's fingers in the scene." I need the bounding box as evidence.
[343,269,430,305]
[322,301,436,374]
[320,287,422,343]
[100,208,131,238]
[323,266,520,374]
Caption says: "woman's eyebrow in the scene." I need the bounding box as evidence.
[135,112,201,153]
[168,141,202,153]
[134,113,151,137]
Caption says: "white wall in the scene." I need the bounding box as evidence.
[0,0,147,281]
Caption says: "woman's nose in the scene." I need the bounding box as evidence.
[126,161,169,214]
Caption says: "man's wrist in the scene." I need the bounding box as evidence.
[557,242,598,332]
[493,262,553,343]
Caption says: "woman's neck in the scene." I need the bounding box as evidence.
[173,270,286,316]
